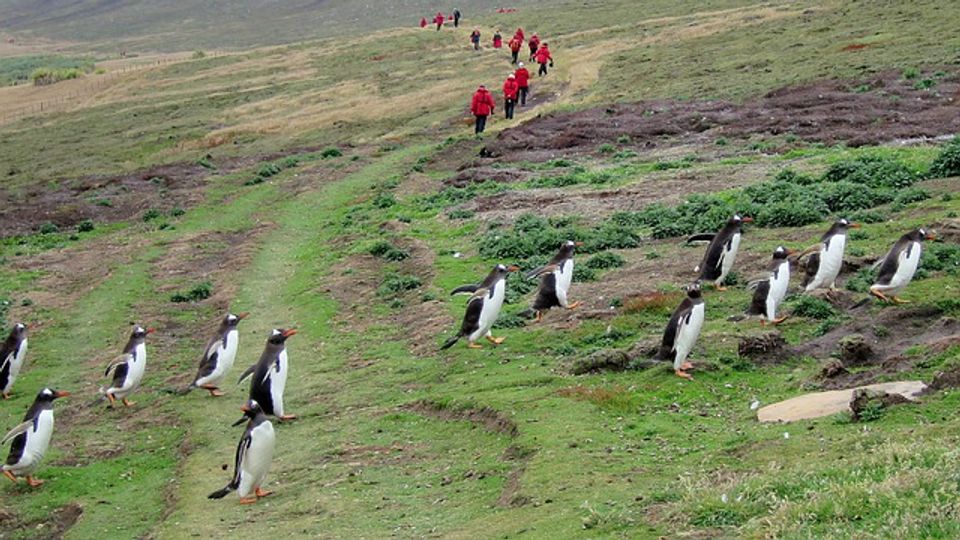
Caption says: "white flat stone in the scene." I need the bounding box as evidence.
[757,380,928,423]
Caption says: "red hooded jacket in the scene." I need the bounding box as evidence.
[535,45,552,64]
[515,28,525,41]
[434,13,445,26]
[503,77,519,100]
[509,37,522,52]
[470,87,495,116]
[420,17,427,28]
[529,35,541,48]
[493,34,502,48]
[514,67,530,88]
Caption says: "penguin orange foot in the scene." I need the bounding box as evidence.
[566,301,582,310]
[675,370,694,380]
[467,342,483,349]
[122,398,136,407]
[279,414,297,421]
[892,296,911,304]
[3,470,17,483]
[2,392,9,400]
[869,289,891,303]
[486,335,505,345]
[201,385,225,397]
[26,476,44,487]
[772,315,790,325]
[534,311,543,323]
[240,497,258,504]
[680,361,694,371]
[106,393,116,407]
[255,487,273,497]
[714,285,728,292]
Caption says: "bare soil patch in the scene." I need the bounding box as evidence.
[402,399,519,438]
[0,502,83,539]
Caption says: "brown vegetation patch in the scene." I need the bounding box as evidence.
[402,400,518,438]
[0,502,83,538]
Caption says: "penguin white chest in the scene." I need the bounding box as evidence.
[268,349,289,415]
[213,331,240,382]
[674,303,705,368]
[809,235,846,290]
[2,338,27,393]
[767,261,791,318]
[125,342,147,389]
[476,279,506,337]
[239,421,275,497]
[889,242,922,290]
[719,233,741,281]
[555,259,574,305]
[17,410,54,472]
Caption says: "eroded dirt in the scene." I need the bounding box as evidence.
[0,502,83,539]
[402,399,519,438]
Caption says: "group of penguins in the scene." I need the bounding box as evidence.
[0,213,936,502]
[1,315,298,504]
[441,214,937,380]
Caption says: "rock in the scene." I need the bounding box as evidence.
[837,333,874,365]
[568,341,658,375]
[929,364,960,390]
[738,332,787,364]
[849,388,913,421]
[756,380,927,423]
[819,358,848,379]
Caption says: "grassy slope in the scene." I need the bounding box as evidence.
[0,0,959,538]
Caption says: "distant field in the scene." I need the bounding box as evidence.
[0,54,94,85]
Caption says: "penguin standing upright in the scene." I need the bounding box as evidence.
[191,312,248,397]
[690,214,753,290]
[746,246,795,325]
[441,264,518,349]
[870,228,936,303]
[100,325,154,407]
[2,387,70,486]
[798,218,859,291]
[654,283,705,380]
[0,323,28,399]
[526,241,583,322]
[237,329,297,420]
[208,399,276,504]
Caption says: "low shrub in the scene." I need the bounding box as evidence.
[368,240,410,261]
[39,222,59,234]
[142,209,162,222]
[371,193,396,209]
[584,252,626,270]
[321,147,343,158]
[377,273,422,296]
[171,281,213,303]
[893,187,930,205]
[921,242,960,274]
[447,209,475,219]
[929,137,960,178]
[76,219,95,232]
[791,296,837,319]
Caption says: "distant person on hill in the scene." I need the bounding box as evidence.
[508,35,522,64]
[454,8,462,28]
[470,84,496,135]
[535,43,553,76]
[470,28,481,50]
[493,30,503,49]
[503,74,519,119]
[528,33,540,60]
[434,12,445,30]
[515,28,525,42]
[420,17,428,28]
[515,62,530,106]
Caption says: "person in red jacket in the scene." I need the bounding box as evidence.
[535,43,553,76]
[514,27,525,43]
[470,84,495,135]
[493,30,502,49]
[420,17,427,28]
[508,36,522,64]
[434,12,445,31]
[528,33,540,60]
[502,74,519,119]
[514,62,530,106]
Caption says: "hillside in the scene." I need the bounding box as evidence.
[1,0,959,538]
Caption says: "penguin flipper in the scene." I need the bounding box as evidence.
[440,335,461,350]
[525,264,558,280]
[450,284,480,296]
[103,354,131,377]
[0,351,12,373]
[236,364,257,385]
[1,420,33,446]
[686,233,716,244]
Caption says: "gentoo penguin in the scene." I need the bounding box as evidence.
[208,399,276,504]
[100,325,154,407]
[526,241,583,322]
[870,228,936,303]
[237,329,297,421]
[690,214,753,290]
[441,264,519,349]
[191,312,248,397]
[654,283,705,380]
[798,219,859,291]
[2,387,70,486]
[0,323,28,399]
[746,246,795,325]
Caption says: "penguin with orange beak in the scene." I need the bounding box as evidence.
[690,214,753,290]
[526,241,584,321]
[2,387,70,486]
[237,328,298,420]
[870,228,937,303]
[208,399,275,504]
[100,325,154,407]
[441,264,518,349]
[746,246,795,325]
[191,312,249,396]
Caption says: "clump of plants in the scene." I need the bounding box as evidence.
[584,252,626,270]
[928,137,960,178]
[171,281,213,303]
[368,240,410,261]
[791,296,838,320]
[377,273,422,296]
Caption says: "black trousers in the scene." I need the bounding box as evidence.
[454,17,460,27]
[511,50,518,64]
[475,114,488,134]
[530,47,538,59]
[505,99,516,119]
[518,86,528,106]
[538,62,548,76]
[436,23,442,30]
[473,40,479,50]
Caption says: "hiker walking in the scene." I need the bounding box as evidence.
[503,74,519,119]
[514,27,525,43]
[453,8,462,28]
[419,17,427,28]
[434,12,445,30]
[493,30,502,49]
[535,43,553,76]
[515,62,530,106]
[470,28,481,50]
[528,33,540,60]
[508,34,522,64]
[470,85,495,134]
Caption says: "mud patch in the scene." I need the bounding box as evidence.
[402,400,519,438]
[319,443,425,466]
[0,502,83,539]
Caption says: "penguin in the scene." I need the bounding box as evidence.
[654,283,705,380]
[870,228,936,304]
[441,264,518,350]
[526,241,583,322]
[208,399,276,504]
[797,218,859,291]
[190,312,248,397]
[746,246,795,325]
[2,387,70,486]
[237,329,297,421]
[0,323,28,399]
[100,325,154,407]
[690,214,753,290]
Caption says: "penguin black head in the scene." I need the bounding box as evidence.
[224,312,249,328]
[686,282,703,299]
[131,325,155,339]
[233,399,264,426]
[10,322,26,339]
[728,214,753,230]
[559,240,584,257]
[914,228,936,241]
[494,263,520,276]
[267,328,297,345]
[37,387,70,402]
[772,246,794,260]
[835,218,860,230]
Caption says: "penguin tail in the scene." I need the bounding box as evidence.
[440,335,461,350]
[851,297,873,310]
[87,392,107,408]
[162,385,194,396]
[517,308,536,320]
[207,485,234,499]
[728,314,748,322]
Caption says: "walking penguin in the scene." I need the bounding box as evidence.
[441,264,518,349]
[654,283,705,380]
[526,241,583,321]
[870,228,936,303]
[798,218,859,291]
[2,387,70,486]
[0,323,28,399]
[208,399,276,504]
[190,312,248,396]
[690,214,753,290]
[237,328,298,420]
[99,325,154,407]
[746,246,794,325]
